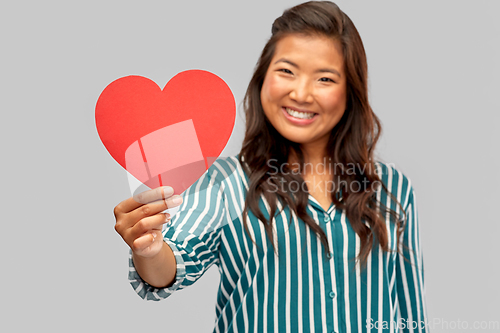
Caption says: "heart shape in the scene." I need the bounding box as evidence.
[95,70,236,194]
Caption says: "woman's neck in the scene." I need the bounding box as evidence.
[288,142,331,176]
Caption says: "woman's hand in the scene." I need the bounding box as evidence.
[114,186,183,258]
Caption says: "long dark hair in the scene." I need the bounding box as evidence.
[239,1,404,265]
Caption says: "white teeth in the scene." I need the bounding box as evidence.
[285,107,315,119]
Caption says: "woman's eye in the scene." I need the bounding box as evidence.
[278,68,293,75]
[319,77,335,83]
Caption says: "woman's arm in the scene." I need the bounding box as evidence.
[396,186,429,332]
[124,157,236,300]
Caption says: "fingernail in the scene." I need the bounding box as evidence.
[162,186,174,197]
[172,195,182,205]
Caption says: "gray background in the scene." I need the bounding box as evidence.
[1,0,499,332]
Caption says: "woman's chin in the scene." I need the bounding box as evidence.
[281,132,318,145]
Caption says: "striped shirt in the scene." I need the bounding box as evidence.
[129,156,428,333]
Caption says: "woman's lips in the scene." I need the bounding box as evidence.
[282,107,318,125]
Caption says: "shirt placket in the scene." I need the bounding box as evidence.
[308,196,340,333]
[325,206,342,333]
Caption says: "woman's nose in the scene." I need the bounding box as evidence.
[289,80,313,104]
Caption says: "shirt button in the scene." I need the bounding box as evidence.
[323,215,331,222]
[329,291,336,298]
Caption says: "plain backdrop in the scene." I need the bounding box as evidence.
[1,0,499,332]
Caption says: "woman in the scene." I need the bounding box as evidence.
[114,1,428,332]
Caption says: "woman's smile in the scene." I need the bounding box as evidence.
[282,106,318,124]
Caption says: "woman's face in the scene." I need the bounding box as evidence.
[260,33,347,151]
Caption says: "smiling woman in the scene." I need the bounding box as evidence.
[240,0,392,262]
[114,1,428,332]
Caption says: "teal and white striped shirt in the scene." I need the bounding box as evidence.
[129,156,428,333]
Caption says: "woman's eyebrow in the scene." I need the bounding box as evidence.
[274,58,298,67]
[317,68,341,77]
[274,58,341,77]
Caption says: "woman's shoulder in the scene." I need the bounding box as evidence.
[207,155,240,172]
[204,155,248,217]
[205,155,247,188]
[374,160,415,208]
[175,155,246,218]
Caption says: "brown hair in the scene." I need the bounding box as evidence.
[239,1,404,265]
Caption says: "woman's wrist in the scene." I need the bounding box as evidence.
[132,241,177,288]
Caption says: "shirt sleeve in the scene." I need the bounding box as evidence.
[395,185,429,332]
[128,165,230,301]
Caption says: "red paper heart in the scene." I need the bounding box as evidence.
[95,70,236,194]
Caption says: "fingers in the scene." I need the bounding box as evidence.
[133,233,155,252]
[113,186,184,255]
[133,186,174,205]
[124,194,182,229]
[129,212,171,240]
[132,229,162,255]
[114,186,175,216]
